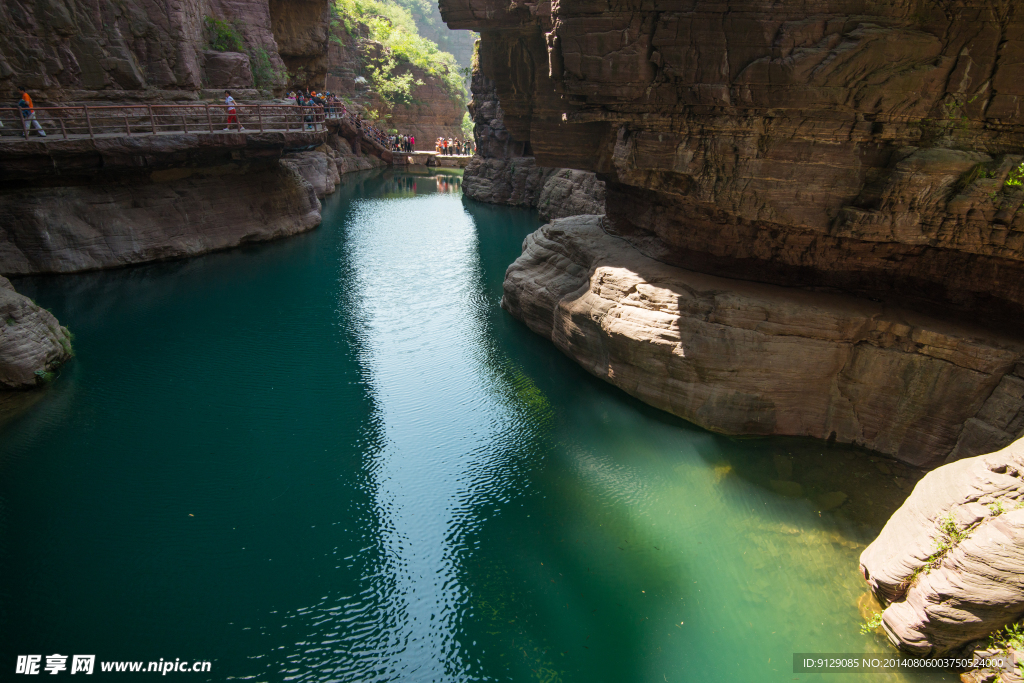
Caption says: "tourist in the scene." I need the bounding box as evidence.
[223,91,244,131]
[17,87,46,138]
[410,134,415,150]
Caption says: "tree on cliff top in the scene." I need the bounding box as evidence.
[332,0,465,103]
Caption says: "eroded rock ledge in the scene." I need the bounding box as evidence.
[0,277,73,389]
[860,439,1024,662]
[502,216,1023,468]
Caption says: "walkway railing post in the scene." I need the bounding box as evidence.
[258,104,264,132]
[59,115,67,140]
[206,104,213,133]
[125,113,131,136]
[182,113,188,133]
[84,106,93,139]
[148,105,156,134]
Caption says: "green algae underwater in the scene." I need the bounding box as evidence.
[0,169,954,682]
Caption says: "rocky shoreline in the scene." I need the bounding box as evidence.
[860,439,1024,679]
[0,276,73,389]
[0,129,383,387]
[501,216,1023,468]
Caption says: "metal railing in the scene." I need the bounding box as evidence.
[0,103,327,140]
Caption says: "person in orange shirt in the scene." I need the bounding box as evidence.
[17,86,46,138]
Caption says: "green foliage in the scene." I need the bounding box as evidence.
[1006,161,1024,189]
[859,613,883,635]
[988,621,1024,653]
[941,94,979,131]
[989,500,1007,516]
[332,0,466,102]
[905,514,976,585]
[204,17,243,52]
[366,53,424,109]
[33,369,55,383]
[249,46,284,90]
[461,111,473,137]
[4,316,14,326]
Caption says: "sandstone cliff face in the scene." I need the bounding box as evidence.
[0,276,72,389]
[537,168,605,220]
[0,0,328,98]
[464,69,605,217]
[860,438,1024,659]
[445,0,1024,461]
[0,129,383,275]
[503,216,1023,467]
[0,160,320,274]
[444,0,1024,320]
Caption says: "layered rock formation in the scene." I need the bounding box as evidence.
[537,168,605,220]
[464,69,605,217]
[443,0,1024,463]
[503,216,1023,467]
[0,161,320,274]
[0,129,382,274]
[860,438,1024,659]
[0,0,332,98]
[0,277,72,388]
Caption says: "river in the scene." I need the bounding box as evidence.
[0,169,953,682]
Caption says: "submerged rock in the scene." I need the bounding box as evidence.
[815,492,848,511]
[0,277,73,389]
[860,438,1024,656]
[769,480,803,498]
[501,216,1023,467]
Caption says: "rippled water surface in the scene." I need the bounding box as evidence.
[1,170,954,682]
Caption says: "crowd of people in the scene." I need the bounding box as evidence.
[436,137,473,155]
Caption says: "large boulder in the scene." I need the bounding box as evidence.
[280,148,339,199]
[0,277,73,389]
[860,439,1024,656]
[203,51,253,89]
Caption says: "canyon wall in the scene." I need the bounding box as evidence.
[0,129,382,275]
[0,0,332,98]
[464,69,605,218]
[443,0,1024,465]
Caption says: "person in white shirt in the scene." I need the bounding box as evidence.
[223,91,244,131]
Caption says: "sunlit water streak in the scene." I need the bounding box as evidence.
[0,169,954,682]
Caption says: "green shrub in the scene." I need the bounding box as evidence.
[859,613,883,635]
[332,0,466,103]
[204,17,244,52]
[1006,161,1024,189]
[249,46,284,89]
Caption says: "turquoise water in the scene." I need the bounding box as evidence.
[1,169,954,682]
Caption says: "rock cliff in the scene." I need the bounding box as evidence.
[0,131,381,274]
[0,276,72,388]
[0,0,330,98]
[860,437,1024,661]
[444,0,1024,462]
[503,216,1023,467]
[464,69,605,217]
